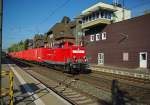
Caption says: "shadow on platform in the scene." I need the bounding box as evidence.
[111,79,136,105]
[14,83,49,105]
[1,57,14,64]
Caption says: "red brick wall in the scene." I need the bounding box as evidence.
[84,14,150,69]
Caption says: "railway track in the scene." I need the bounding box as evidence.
[91,71,150,84]
[79,72,150,104]
[9,59,110,105]
[10,58,150,105]
[25,70,98,105]
[82,72,150,90]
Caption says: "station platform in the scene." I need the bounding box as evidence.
[90,64,150,80]
[1,61,72,105]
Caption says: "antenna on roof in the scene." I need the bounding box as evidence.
[113,0,125,21]
[113,0,119,6]
[122,0,125,20]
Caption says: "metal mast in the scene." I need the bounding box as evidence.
[0,0,3,69]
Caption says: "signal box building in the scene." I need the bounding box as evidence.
[79,2,150,69]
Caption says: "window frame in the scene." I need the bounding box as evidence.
[96,12,99,19]
[92,13,96,20]
[102,32,107,40]
[90,35,95,42]
[96,33,100,41]
[123,52,129,61]
[101,12,104,18]
[89,15,92,21]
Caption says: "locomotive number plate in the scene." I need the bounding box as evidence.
[72,50,85,53]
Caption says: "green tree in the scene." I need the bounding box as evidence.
[24,39,29,50]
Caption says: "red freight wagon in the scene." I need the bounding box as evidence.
[28,49,35,61]
[35,48,51,62]
[9,41,89,73]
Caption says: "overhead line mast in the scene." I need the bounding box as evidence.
[0,0,3,69]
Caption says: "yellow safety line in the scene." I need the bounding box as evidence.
[0,71,9,77]
[0,88,9,97]
[1,70,14,105]
[9,71,14,105]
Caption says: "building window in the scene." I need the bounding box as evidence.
[85,16,88,22]
[108,12,112,19]
[80,41,83,46]
[82,17,85,23]
[96,12,99,19]
[50,43,52,47]
[49,34,53,38]
[60,31,64,35]
[101,12,104,18]
[89,15,91,21]
[104,12,107,19]
[123,52,129,61]
[90,35,94,42]
[102,32,107,40]
[96,33,100,41]
[92,13,96,20]
[99,11,101,18]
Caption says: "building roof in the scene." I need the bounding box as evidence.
[109,13,150,26]
[82,2,117,14]
[55,35,75,40]
[80,2,130,17]
[46,16,76,37]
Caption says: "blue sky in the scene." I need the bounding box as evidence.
[3,0,150,49]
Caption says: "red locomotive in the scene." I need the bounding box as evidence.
[9,41,89,73]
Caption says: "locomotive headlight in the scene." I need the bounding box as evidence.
[73,56,76,59]
[84,56,87,62]
[73,56,77,62]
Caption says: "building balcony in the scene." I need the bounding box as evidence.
[81,18,111,29]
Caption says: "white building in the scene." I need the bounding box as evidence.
[80,2,131,29]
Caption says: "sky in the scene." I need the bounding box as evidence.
[2,0,150,49]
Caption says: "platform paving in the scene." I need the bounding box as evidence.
[1,60,72,105]
[1,64,30,105]
[90,64,150,80]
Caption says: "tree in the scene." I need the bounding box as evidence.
[24,39,29,50]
